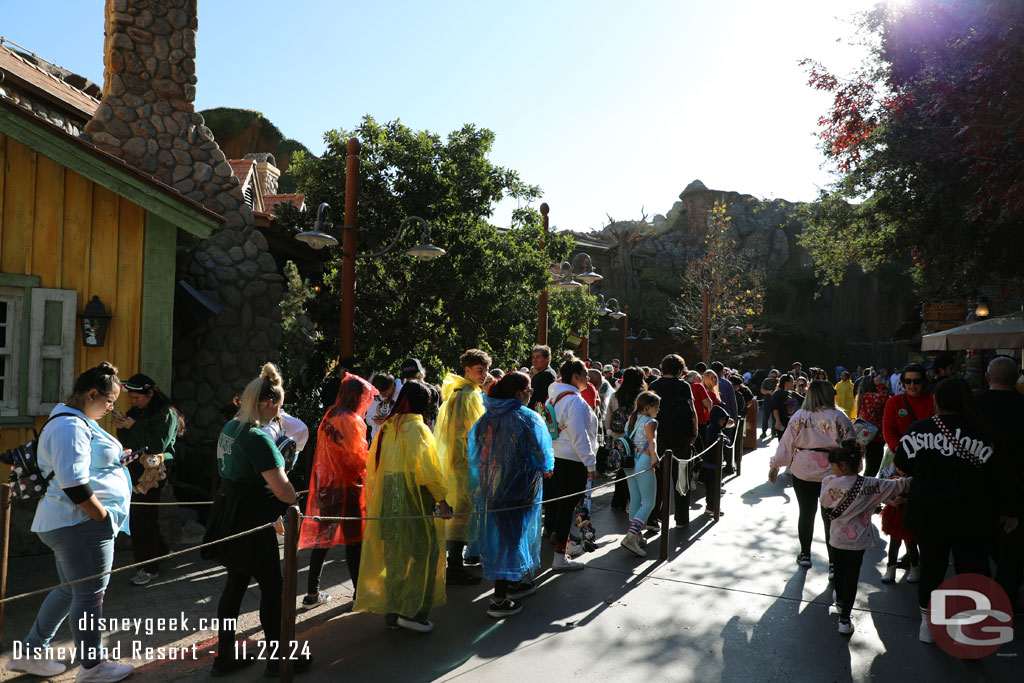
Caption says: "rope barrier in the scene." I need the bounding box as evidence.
[128,490,309,507]
[0,521,278,606]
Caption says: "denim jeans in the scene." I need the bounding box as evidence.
[25,516,116,667]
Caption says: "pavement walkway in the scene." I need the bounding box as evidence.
[1,440,1020,682]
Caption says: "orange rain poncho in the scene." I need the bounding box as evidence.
[355,413,448,618]
[433,373,485,542]
[299,374,377,549]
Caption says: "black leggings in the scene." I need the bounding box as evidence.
[863,441,884,478]
[551,459,588,552]
[916,536,990,609]
[831,547,865,620]
[791,476,832,562]
[216,545,282,659]
[307,544,362,595]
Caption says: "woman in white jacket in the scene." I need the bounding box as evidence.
[546,358,597,571]
[768,380,854,575]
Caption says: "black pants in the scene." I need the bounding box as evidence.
[917,535,990,609]
[551,459,588,550]
[447,541,466,570]
[760,399,771,433]
[831,546,865,620]
[864,441,884,478]
[996,525,1024,606]
[307,544,362,595]
[129,483,168,573]
[791,476,832,561]
[611,469,630,509]
[216,540,282,660]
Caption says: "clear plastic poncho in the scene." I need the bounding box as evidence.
[354,413,448,618]
[468,396,554,581]
[434,373,485,542]
[299,375,377,549]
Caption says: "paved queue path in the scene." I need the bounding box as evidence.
[2,441,1020,681]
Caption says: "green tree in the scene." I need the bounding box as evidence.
[800,0,1024,296]
[275,117,586,399]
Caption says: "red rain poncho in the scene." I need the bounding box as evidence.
[299,375,377,549]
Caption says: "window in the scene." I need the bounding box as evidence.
[0,275,76,423]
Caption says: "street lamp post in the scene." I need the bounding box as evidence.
[537,203,550,345]
[623,305,630,365]
[702,283,709,365]
[341,138,361,359]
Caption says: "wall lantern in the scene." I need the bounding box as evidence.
[78,295,112,347]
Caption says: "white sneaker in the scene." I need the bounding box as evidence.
[552,554,584,572]
[620,533,646,558]
[129,568,157,586]
[906,565,921,583]
[638,534,648,547]
[566,540,584,558]
[838,618,855,635]
[76,660,134,682]
[881,565,897,584]
[919,608,934,643]
[396,616,434,633]
[6,656,67,677]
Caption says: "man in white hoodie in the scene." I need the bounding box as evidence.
[546,358,598,571]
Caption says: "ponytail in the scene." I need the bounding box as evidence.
[236,363,284,425]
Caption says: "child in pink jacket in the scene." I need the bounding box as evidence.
[820,439,912,636]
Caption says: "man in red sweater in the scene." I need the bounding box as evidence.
[882,363,936,451]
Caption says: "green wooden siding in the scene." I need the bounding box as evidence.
[139,212,177,393]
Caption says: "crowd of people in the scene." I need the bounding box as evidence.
[5,350,1022,678]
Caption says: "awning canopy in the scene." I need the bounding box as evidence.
[921,314,1024,351]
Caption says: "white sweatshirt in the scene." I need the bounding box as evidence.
[819,474,912,550]
[547,382,598,472]
[770,408,855,482]
[261,409,310,453]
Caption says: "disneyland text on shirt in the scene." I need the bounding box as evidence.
[898,430,994,463]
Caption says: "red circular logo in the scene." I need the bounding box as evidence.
[928,573,1014,659]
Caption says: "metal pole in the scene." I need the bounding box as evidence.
[0,484,10,646]
[580,282,590,359]
[712,438,723,522]
[702,284,710,364]
[623,305,630,365]
[537,203,550,346]
[279,505,301,683]
[340,137,361,359]
[659,450,672,560]
[735,417,745,476]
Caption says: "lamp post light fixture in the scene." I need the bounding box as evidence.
[606,298,626,320]
[639,329,653,342]
[626,329,638,342]
[595,294,612,317]
[552,252,602,289]
[78,295,112,347]
[975,297,991,318]
[295,202,339,249]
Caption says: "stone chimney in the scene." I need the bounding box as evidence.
[245,152,281,196]
[82,0,249,229]
[80,0,284,439]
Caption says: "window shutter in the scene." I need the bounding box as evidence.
[28,288,77,415]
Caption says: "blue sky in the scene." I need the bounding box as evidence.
[2,0,878,231]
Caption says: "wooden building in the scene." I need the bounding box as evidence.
[0,97,222,452]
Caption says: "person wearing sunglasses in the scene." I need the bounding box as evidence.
[882,364,936,457]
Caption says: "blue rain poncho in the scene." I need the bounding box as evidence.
[467,395,555,581]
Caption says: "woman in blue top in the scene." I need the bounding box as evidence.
[468,372,554,618]
[620,391,661,558]
[7,363,134,682]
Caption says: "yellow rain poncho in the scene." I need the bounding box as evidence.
[835,379,855,415]
[434,373,485,542]
[354,413,448,618]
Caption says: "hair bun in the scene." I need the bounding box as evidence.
[260,362,283,386]
[98,361,119,376]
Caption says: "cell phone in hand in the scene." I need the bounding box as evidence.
[120,446,148,466]
[112,409,124,418]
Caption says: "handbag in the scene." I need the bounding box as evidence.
[852,417,879,446]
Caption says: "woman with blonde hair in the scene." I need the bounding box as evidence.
[202,363,309,676]
[702,369,722,406]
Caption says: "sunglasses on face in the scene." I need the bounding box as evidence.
[903,378,924,385]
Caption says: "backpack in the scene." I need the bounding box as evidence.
[653,378,695,442]
[608,396,632,434]
[607,418,641,472]
[543,391,576,440]
[2,413,92,503]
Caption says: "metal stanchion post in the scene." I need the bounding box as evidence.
[279,505,301,683]
[660,450,672,560]
[735,417,745,476]
[0,484,10,645]
[713,438,723,522]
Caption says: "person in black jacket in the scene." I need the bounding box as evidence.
[894,378,1015,644]
[649,355,698,528]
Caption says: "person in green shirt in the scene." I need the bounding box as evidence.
[201,363,308,677]
[112,373,183,586]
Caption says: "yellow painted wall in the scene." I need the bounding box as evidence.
[0,133,145,451]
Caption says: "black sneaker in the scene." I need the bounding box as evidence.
[302,591,331,606]
[385,613,400,630]
[508,579,538,598]
[463,555,482,566]
[210,656,256,677]
[446,568,482,585]
[487,598,523,618]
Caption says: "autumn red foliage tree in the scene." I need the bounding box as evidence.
[799,0,1024,296]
